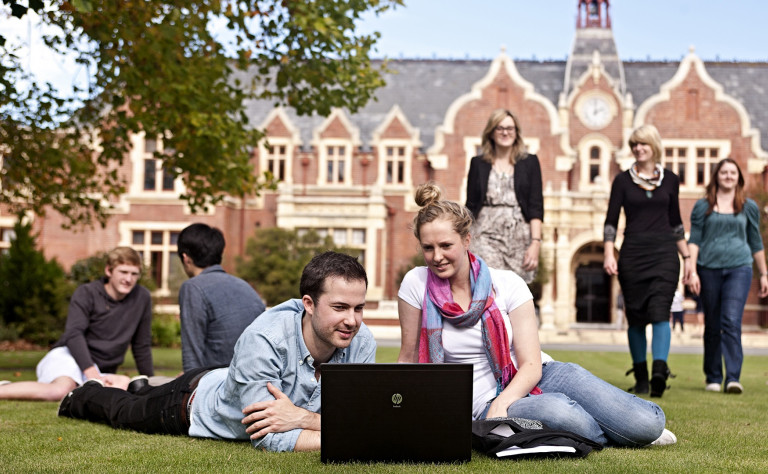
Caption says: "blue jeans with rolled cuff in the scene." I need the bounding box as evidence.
[482,361,666,447]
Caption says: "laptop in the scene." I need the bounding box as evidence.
[320,363,473,463]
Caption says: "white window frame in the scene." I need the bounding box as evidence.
[577,138,611,190]
[661,139,730,190]
[377,140,412,187]
[0,224,16,254]
[318,140,352,185]
[119,222,188,297]
[129,133,183,196]
[259,138,294,185]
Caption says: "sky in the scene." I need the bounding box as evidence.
[3,0,767,96]
[358,0,768,62]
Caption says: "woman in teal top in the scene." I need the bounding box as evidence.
[687,158,768,394]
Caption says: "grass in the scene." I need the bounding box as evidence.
[1,346,767,473]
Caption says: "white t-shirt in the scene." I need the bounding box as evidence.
[398,266,553,419]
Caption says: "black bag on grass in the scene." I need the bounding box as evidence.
[472,417,603,459]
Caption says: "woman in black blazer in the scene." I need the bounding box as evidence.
[466,109,543,283]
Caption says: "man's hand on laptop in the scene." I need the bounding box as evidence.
[241,382,321,439]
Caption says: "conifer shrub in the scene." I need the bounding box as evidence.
[0,221,73,345]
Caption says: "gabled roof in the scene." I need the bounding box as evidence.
[708,63,768,147]
[623,62,679,105]
[565,28,626,96]
[241,57,768,153]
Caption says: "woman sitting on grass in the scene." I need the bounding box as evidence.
[397,182,676,447]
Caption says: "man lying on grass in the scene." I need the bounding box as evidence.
[58,251,376,452]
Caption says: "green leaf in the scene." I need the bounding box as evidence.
[1,0,399,228]
[71,0,94,13]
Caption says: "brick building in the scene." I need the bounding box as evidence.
[4,0,768,329]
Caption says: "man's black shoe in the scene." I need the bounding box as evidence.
[57,390,75,418]
[127,375,149,394]
[58,379,104,417]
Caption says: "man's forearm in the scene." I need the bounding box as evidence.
[293,429,321,452]
[301,411,321,432]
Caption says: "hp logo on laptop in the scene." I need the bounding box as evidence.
[391,393,403,406]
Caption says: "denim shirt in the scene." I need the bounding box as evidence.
[179,265,266,371]
[188,298,377,452]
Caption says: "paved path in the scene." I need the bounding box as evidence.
[538,343,768,356]
[369,324,768,355]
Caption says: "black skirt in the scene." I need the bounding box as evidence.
[617,233,680,326]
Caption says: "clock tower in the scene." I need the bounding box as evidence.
[564,0,625,97]
[562,1,625,189]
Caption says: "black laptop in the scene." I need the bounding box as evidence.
[320,363,473,463]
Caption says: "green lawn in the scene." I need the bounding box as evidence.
[1,346,766,473]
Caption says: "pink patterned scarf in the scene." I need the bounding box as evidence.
[419,252,541,396]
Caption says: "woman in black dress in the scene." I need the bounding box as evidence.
[603,124,691,397]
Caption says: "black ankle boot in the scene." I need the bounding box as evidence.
[650,360,673,397]
[626,362,649,394]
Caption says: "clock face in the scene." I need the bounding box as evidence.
[580,96,612,129]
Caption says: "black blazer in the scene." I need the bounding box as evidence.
[465,154,544,223]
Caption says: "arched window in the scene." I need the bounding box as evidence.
[589,146,601,183]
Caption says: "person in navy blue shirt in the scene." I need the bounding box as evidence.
[177,223,266,371]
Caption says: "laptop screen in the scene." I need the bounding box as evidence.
[321,363,473,463]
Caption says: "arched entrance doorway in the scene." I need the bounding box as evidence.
[573,242,612,324]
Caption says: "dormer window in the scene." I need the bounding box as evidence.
[266,144,288,181]
[327,146,346,184]
[318,141,352,185]
[385,146,406,184]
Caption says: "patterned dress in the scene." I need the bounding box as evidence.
[471,168,534,283]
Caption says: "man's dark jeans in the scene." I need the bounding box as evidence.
[62,367,213,435]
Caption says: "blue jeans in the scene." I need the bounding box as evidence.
[485,362,666,447]
[697,265,752,385]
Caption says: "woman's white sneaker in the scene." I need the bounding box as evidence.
[651,429,677,446]
[705,382,721,392]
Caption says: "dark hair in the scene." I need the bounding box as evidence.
[299,251,368,304]
[177,223,225,268]
[704,157,746,215]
